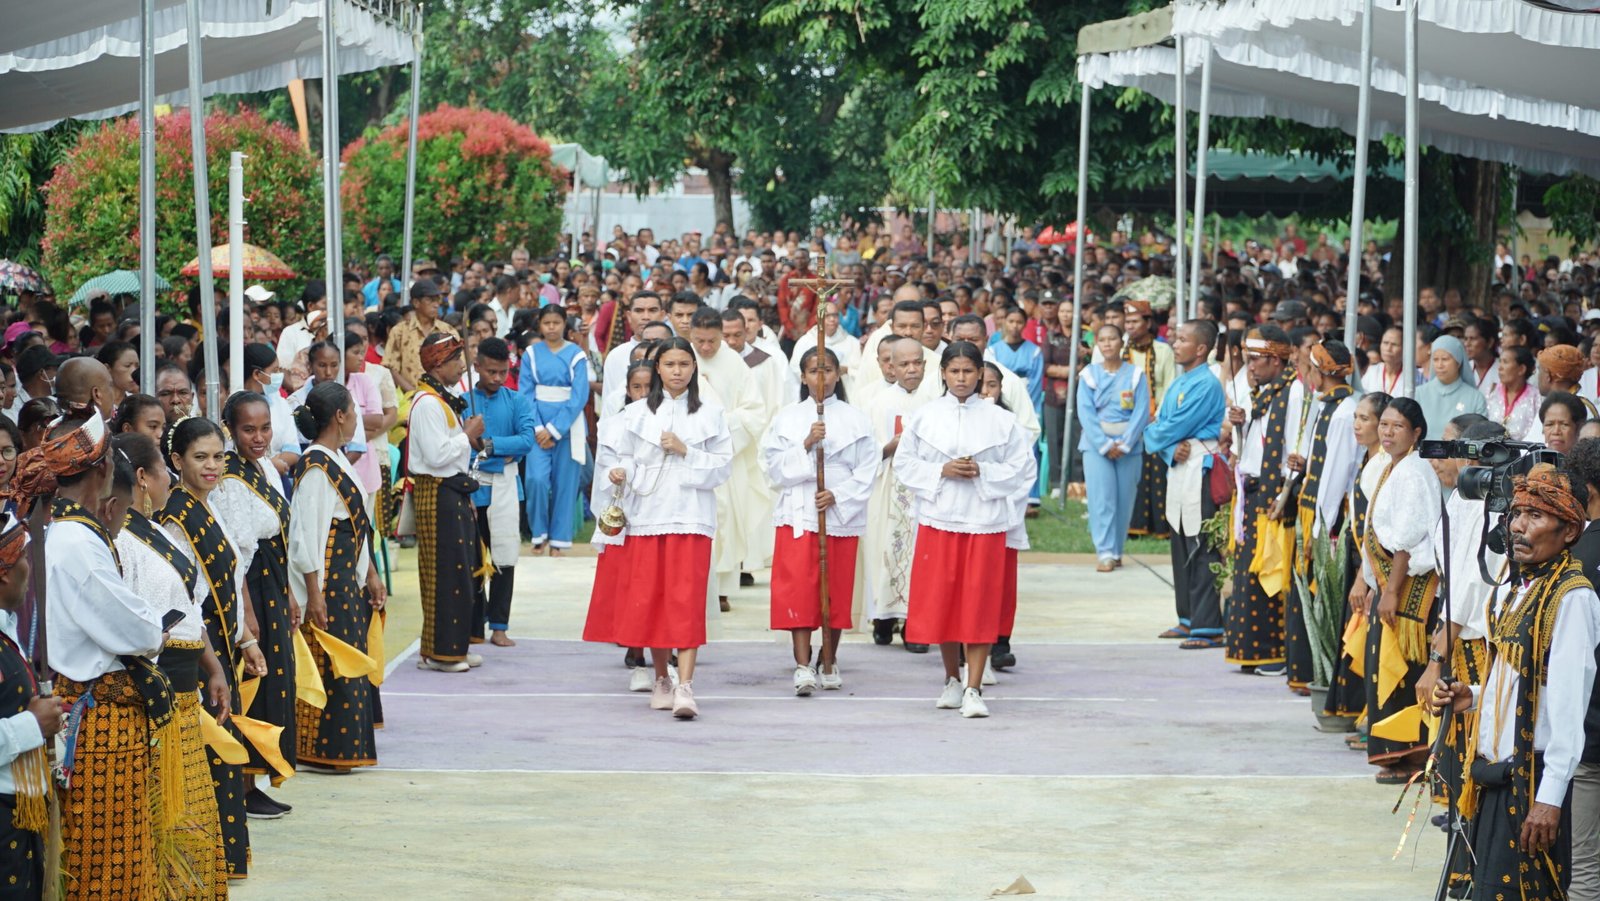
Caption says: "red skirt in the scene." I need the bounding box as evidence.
[905,525,1008,645]
[581,542,631,643]
[585,533,710,649]
[769,528,858,631]
[1000,547,1019,635]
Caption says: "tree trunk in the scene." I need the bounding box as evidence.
[1415,156,1502,310]
[705,150,736,231]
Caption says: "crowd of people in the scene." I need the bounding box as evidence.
[0,214,1593,896]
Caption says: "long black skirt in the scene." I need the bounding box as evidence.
[296,518,378,770]
[244,535,297,785]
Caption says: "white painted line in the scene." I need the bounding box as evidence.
[384,638,421,679]
[381,691,1159,702]
[376,767,1377,781]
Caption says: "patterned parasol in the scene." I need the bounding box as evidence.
[1113,275,1178,312]
[0,261,47,295]
[70,269,172,304]
[181,243,297,280]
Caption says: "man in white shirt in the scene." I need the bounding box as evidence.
[862,337,932,650]
[408,334,486,673]
[1432,466,1600,899]
[787,301,860,397]
[689,308,767,610]
[599,292,667,415]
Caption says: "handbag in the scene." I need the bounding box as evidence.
[1207,447,1235,507]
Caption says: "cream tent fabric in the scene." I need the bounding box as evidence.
[0,0,415,133]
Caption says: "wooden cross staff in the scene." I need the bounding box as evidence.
[785,276,855,636]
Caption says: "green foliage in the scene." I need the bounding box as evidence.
[0,123,86,269]
[1544,174,1600,252]
[340,105,566,262]
[1201,505,1234,598]
[40,107,322,306]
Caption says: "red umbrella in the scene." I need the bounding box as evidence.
[1037,223,1082,246]
[180,243,297,280]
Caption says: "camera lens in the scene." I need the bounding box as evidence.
[1457,466,1495,501]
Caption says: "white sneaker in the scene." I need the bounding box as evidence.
[960,687,990,718]
[672,683,699,719]
[628,667,654,692]
[420,658,469,673]
[667,663,680,686]
[936,677,964,709]
[465,653,484,668]
[793,665,818,697]
[649,677,674,710]
[982,660,997,686]
[819,665,842,691]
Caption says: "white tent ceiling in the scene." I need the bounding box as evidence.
[0,0,416,133]
[1078,1,1600,178]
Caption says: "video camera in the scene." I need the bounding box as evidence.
[1418,438,1562,583]
[1418,438,1563,513]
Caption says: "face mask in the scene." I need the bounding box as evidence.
[538,273,552,284]
[601,260,616,272]
[265,371,284,393]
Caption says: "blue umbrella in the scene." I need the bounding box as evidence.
[70,269,171,305]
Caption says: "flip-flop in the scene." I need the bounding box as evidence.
[1179,636,1222,649]
[1158,625,1192,639]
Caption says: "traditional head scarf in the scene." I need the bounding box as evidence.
[42,414,109,479]
[1123,300,1152,318]
[1538,345,1586,385]
[0,512,27,580]
[419,334,463,372]
[1243,328,1292,360]
[1512,463,1587,526]
[1310,342,1352,378]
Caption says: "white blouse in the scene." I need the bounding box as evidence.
[408,390,472,477]
[590,413,628,549]
[1363,451,1441,585]
[759,396,878,538]
[893,392,1035,534]
[287,444,371,606]
[211,455,286,578]
[612,393,734,538]
[116,524,207,645]
[162,507,248,644]
[44,519,164,682]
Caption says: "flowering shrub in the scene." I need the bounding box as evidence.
[41,107,322,307]
[341,105,566,263]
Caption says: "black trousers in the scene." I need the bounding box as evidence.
[474,506,516,634]
[1172,490,1223,634]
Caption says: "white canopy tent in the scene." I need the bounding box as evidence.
[1058,0,1600,494]
[0,0,418,407]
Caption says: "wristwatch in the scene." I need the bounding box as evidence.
[482,438,495,457]
[1427,650,1445,664]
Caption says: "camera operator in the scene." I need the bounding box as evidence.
[1431,465,1600,899]
[1558,438,1600,901]
[1418,416,1503,708]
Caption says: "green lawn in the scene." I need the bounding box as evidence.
[1025,499,1173,556]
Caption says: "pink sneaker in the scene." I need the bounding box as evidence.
[672,683,699,719]
[650,677,673,710]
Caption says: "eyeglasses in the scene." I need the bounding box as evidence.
[0,446,15,461]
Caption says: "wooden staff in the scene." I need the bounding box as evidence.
[788,276,856,632]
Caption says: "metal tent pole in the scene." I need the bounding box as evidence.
[399,10,422,308]
[1400,0,1419,398]
[927,190,936,256]
[1172,34,1187,326]
[1344,0,1374,355]
[139,0,157,394]
[185,0,220,420]
[228,152,246,394]
[1062,78,1091,507]
[1189,45,1212,313]
[323,0,345,379]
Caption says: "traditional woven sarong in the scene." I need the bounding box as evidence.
[161,487,249,879]
[413,472,479,663]
[294,449,378,770]
[1361,505,1439,767]
[55,671,157,901]
[159,642,227,900]
[1224,372,1295,667]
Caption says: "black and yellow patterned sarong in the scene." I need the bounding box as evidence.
[55,670,157,901]
[294,448,379,770]
[1224,372,1297,667]
[161,487,249,879]
[414,472,480,663]
[1361,521,1438,767]
[158,642,228,900]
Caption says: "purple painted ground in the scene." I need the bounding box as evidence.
[372,639,1373,777]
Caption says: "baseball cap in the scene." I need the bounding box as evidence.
[16,345,62,383]
[244,284,275,303]
[1581,309,1600,326]
[1271,300,1308,322]
[409,279,443,299]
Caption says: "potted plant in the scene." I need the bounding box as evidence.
[1304,529,1357,732]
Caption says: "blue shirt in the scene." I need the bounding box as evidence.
[468,385,536,506]
[1076,361,1149,455]
[363,277,402,308]
[990,339,1045,412]
[519,341,591,439]
[1142,364,1225,467]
